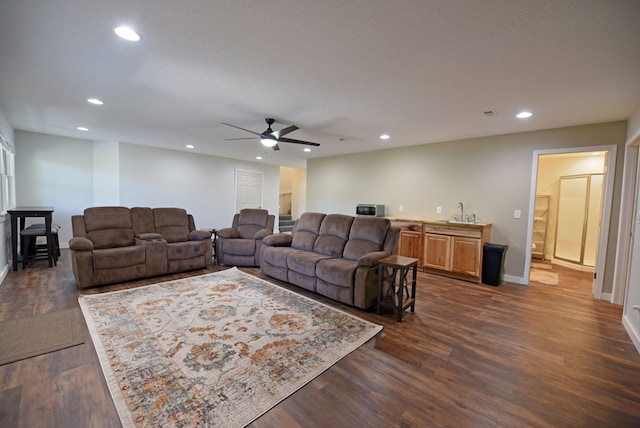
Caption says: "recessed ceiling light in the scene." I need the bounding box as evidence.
[77,126,89,131]
[516,111,533,119]
[304,148,311,152]
[256,156,263,160]
[185,144,194,149]
[87,98,103,105]
[114,26,141,42]
[380,134,390,140]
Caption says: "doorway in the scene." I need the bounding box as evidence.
[526,146,616,300]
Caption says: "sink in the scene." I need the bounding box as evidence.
[447,220,476,225]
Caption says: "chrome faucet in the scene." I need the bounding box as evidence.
[457,202,464,221]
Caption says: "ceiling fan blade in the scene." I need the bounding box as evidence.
[278,137,320,147]
[273,125,298,139]
[221,122,261,136]
[272,144,280,151]
[223,137,255,141]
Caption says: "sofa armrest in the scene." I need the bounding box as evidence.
[69,237,93,251]
[254,228,273,240]
[136,232,163,241]
[217,227,240,239]
[263,233,293,247]
[189,230,212,241]
[357,251,392,268]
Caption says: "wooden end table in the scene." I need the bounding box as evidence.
[377,255,418,322]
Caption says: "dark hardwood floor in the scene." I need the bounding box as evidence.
[1,251,639,427]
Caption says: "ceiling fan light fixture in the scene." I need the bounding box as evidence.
[260,135,277,147]
[114,26,141,42]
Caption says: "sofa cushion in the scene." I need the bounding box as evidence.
[287,250,334,277]
[237,224,264,239]
[313,214,354,257]
[84,206,134,249]
[221,238,255,256]
[167,241,206,261]
[316,257,357,288]
[93,246,145,269]
[343,216,390,261]
[291,212,326,250]
[153,208,190,243]
[262,245,297,268]
[237,209,270,238]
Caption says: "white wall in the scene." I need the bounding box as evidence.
[291,168,306,220]
[118,143,280,230]
[15,131,96,245]
[14,132,280,246]
[308,121,627,290]
[93,141,120,205]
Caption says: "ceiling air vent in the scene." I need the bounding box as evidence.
[483,110,498,117]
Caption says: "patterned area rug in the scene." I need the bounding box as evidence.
[79,268,381,427]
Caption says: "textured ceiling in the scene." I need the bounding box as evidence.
[1,0,639,168]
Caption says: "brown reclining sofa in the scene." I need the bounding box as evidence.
[260,212,399,309]
[69,206,212,288]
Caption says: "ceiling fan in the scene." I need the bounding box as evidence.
[222,118,320,151]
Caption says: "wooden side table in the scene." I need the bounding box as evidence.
[377,255,418,322]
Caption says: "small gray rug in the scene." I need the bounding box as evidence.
[530,269,559,286]
[0,308,85,365]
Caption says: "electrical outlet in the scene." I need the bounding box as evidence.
[399,205,404,212]
[514,209,522,219]
[436,206,442,214]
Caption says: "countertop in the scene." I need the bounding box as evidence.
[387,217,491,228]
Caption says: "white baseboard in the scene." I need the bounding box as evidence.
[504,274,527,285]
[622,315,640,355]
[0,263,9,286]
[601,293,613,302]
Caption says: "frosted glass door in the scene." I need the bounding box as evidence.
[554,176,588,263]
[583,174,603,267]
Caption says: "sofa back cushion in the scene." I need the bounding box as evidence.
[131,207,155,235]
[313,214,354,257]
[237,209,270,239]
[343,216,391,261]
[83,206,134,249]
[153,208,190,243]
[291,212,326,251]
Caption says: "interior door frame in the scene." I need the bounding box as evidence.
[614,129,640,305]
[525,144,617,300]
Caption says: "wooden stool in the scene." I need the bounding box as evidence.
[377,255,418,322]
[20,225,60,267]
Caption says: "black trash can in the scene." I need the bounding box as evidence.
[482,243,508,286]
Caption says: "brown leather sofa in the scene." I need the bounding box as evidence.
[260,212,399,309]
[69,206,212,288]
[215,208,275,267]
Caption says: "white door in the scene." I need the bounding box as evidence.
[235,169,263,212]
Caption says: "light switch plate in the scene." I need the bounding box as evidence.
[399,205,404,212]
[514,209,522,219]
[436,206,442,214]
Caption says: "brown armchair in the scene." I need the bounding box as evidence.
[215,209,275,267]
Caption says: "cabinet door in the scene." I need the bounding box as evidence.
[398,230,423,264]
[424,233,451,271]
[451,237,481,277]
